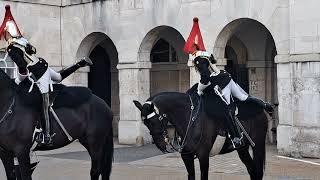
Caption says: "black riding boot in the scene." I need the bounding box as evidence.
[224,108,244,149]
[246,96,274,114]
[42,93,52,145]
[59,57,92,80]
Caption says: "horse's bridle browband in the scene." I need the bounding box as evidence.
[144,101,166,120]
[0,96,15,124]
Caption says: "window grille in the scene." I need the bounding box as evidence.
[151,39,177,63]
[0,48,17,79]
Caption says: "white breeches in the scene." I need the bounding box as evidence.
[221,80,248,104]
[35,68,62,93]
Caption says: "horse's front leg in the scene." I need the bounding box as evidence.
[0,151,16,180]
[181,153,195,180]
[198,154,209,180]
[16,152,32,180]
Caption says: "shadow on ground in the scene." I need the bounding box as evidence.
[40,144,163,163]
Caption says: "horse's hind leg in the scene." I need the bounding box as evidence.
[181,153,195,180]
[101,132,114,180]
[80,137,107,180]
[252,142,266,180]
[237,146,256,179]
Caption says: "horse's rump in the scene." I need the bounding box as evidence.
[17,79,92,109]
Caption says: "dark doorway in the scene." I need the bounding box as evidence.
[225,45,249,92]
[88,45,111,106]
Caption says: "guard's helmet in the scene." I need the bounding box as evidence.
[5,20,21,38]
[0,5,22,40]
[189,51,217,64]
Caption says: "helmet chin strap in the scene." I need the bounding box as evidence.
[209,62,220,75]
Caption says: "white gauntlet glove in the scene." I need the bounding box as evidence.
[197,81,211,96]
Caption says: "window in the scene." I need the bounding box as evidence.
[0,49,17,79]
[151,39,177,63]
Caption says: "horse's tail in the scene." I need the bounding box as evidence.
[101,118,114,180]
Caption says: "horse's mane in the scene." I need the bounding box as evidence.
[0,68,17,90]
[186,83,198,95]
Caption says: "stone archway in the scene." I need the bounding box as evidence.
[138,26,189,95]
[76,32,119,136]
[214,18,278,143]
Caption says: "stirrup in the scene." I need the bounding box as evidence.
[230,133,244,149]
[37,133,56,145]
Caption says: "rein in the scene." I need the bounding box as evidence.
[173,95,201,152]
[146,93,203,154]
[0,96,15,124]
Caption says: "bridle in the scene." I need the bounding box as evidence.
[143,101,168,138]
[143,95,202,153]
[0,96,15,124]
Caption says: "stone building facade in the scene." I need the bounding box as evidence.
[0,0,319,158]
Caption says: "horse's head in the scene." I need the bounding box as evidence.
[133,100,169,152]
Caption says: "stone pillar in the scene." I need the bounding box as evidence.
[117,62,153,145]
[276,54,320,158]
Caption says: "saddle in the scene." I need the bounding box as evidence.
[16,78,92,110]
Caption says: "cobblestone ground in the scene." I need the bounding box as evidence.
[0,141,319,180]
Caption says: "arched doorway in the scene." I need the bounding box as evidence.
[139,26,189,96]
[77,33,119,136]
[214,18,278,143]
[89,45,111,106]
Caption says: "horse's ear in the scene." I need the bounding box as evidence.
[133,100,143,111]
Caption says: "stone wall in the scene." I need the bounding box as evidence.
[276,0,320,158]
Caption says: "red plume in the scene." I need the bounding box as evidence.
[183,17,206,54]
[0,5,22,39]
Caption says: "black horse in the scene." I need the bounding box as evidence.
[133,84,269,180]
[0,68,114,180]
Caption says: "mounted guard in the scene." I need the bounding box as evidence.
[0,5,93,145]
[184,17,274,149]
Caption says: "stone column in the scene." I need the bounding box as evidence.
[276,54,320,158]
[117,62,153,145]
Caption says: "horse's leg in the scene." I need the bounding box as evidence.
[79,138,103,180]
[252,142,266,180]
[198,154,209,180]
[101,133,113,180]
[237,146,256,179]
[0,153,16,180]
[181,153,195,180]
[16,152,32,180]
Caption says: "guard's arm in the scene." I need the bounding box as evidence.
[7,45,28,74]
[49,67,62,83]
[15,69,29,84]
